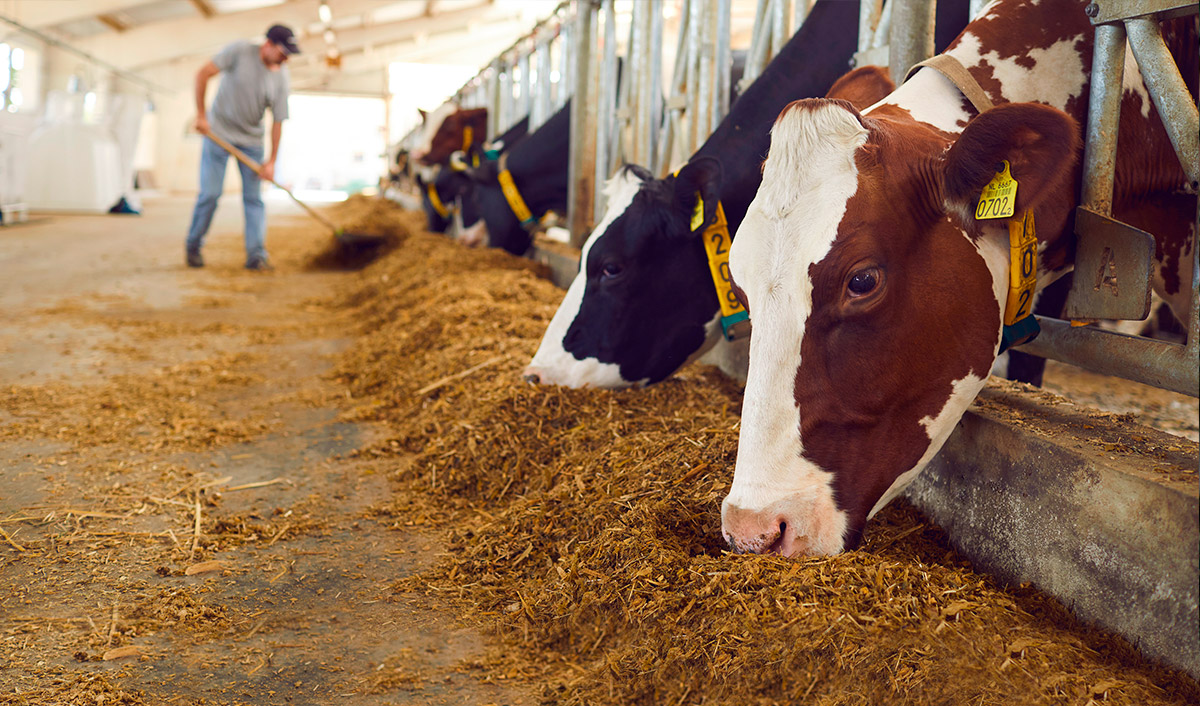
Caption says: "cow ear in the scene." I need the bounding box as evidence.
[943,103,1080,231]
[672,156,723,235]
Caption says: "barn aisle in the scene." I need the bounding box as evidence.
[0,196,532,705]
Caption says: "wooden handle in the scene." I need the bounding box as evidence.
[201,129,339,232]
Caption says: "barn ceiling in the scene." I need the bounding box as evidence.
[0,0,548,93]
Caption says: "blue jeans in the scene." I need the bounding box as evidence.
[185,136,267,263]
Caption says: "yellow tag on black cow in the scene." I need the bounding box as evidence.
[700,201,749,339]
[691,194,705,231]
[976,160,1017,220]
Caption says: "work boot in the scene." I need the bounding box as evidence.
[245,256,274,271]
[186,249,204,268]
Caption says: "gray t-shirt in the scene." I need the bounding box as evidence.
[209,40,289,147]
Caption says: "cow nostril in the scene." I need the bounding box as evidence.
[522,372,541,384]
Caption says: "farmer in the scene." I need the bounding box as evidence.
[185,23,298,270]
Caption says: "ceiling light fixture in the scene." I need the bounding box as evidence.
[318,3,332,24]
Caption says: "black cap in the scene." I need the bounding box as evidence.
[266,24,300,55]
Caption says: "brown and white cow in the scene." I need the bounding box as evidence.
[721,0,1197,556]
[411,106,489,167]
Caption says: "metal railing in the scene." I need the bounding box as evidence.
[1016,0,1199,398]
[395,0,1197,398]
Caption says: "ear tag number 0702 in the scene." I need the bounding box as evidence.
[976,160,1017,220]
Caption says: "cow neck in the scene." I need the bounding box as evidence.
[497,151,537,230]
[691,0,859,234]
[905,54,994,114]
[498,104,572,219]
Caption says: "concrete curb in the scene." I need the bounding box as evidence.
[907,382,1199,679]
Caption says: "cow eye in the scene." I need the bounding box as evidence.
[847,268,880,297]
[601,262,623,279]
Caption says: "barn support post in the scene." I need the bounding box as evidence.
[887,0,937,86]
[567,0,598,249]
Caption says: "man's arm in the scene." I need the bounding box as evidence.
[194,60,220,135]
[260,120,282,182]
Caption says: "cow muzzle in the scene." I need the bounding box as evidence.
[720,490,847,557]
[458,221,488,248]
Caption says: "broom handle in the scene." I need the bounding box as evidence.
[202,129,339,232]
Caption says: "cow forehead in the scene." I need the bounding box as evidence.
[580,169,647,263]
[732,102,868,302]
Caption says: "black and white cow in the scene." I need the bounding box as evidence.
[523,0,878,387]
[419,117,531,235]
[459,101,573,256]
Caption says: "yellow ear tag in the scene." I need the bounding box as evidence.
[975,160,1018,220]
[690,194,705,231]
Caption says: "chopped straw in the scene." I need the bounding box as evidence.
[321,226,1199,706]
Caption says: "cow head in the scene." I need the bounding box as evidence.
[414,107,487,166]
[524,158,724,388]
[721,98,1079,556]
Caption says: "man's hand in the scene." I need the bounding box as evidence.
[259,159,275,183]
[194,115,210,136]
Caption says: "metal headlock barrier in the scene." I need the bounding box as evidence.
[1013,0,1199,398]
[398,0,1197,398]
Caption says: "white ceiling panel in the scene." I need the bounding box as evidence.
[210,0,288,12]
[117,0,198,25]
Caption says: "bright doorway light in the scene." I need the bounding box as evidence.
[272,93,387,201]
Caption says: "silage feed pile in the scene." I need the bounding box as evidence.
[328,229,1198,705]
[303,194,420,269]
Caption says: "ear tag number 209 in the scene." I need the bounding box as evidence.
[976,160,1017,220]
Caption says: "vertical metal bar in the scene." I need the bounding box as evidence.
[1080,23,1126,216]
[536,37,553,130]
[858,0,880,54]
[770,0,787,59]
[685,0,702,155]
[714,0,731,124]
[595,0,617,214]
[1125,17,1200,188]
[888,0,937,87]
[871,0,892,50]
[697,0,716,144]
[518,50,532,127]
[656,0,691,174]
[561,18,574,105]
[567,0,597,248]
[646,0,664,174]
[793,0,810,33]
[487,61,501,138]
[742,0,772,89]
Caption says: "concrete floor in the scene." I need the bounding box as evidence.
[0,194,533,705]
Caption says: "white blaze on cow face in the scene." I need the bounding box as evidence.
[523,169,646,388]
[721,102,868,557]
